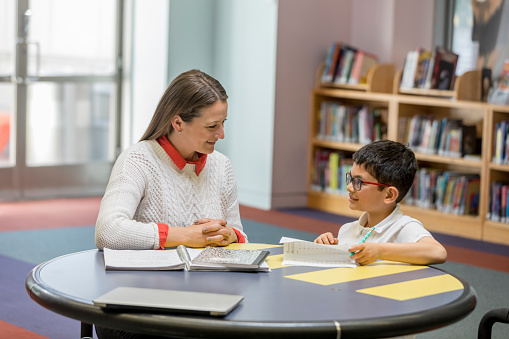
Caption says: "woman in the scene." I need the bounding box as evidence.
[95,69,247,252]
[94,70,246,338]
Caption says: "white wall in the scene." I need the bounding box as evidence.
[163,0,278,210]
[130,0,169,144]
[214,0,278,210]
[271,0,352,208]
[167,0,215,81]
[350,0,434,70]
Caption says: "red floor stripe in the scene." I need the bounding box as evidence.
[239,205,340,236]
[0,197,102,231]
[0,320,49,339]
[444,244,509,273]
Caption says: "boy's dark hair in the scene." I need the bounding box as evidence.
[352,140,417,203]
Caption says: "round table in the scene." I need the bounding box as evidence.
[26,245,476,338]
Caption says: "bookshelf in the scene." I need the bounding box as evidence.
[483,105,509,244]
[308,64,509,245]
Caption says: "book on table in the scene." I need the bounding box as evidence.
[279,237,356,268]
[102,246,271,272]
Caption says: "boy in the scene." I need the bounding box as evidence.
[315,140,447,266]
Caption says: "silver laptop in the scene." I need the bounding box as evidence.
[93,287,243,317]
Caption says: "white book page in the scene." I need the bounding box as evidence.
[103,248,185,270]
[279,237,356,268]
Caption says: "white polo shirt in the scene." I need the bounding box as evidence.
[337,204,432,246]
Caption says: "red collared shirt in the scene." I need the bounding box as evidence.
[153,136,244,248]
[156,136,207,175]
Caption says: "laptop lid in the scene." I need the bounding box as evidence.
[93,287,243,317]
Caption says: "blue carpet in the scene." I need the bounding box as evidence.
[0,226,96,265]
[277,207,356,225]
[1,254,80,339]
[242,219,317,243]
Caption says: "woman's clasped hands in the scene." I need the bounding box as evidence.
[193,218,237,247]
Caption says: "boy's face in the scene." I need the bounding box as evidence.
[347,163,389,212]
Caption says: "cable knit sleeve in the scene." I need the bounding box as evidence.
[95,147,160,250]
[220,156,248,243]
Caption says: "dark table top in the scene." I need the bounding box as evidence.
[26,244,476,338]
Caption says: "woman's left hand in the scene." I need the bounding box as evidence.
[194,218,238,246]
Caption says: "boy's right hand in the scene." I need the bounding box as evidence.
[314,232,338,245]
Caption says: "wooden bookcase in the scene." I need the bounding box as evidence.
[308,65,509,245]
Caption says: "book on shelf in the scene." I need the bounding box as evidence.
[488,181,509,223]
[310,149,352,195]
[463,179,480,216]
[423,50,436,89]
[102,246,271,272]
[481,68,492,102]
[335,44,357,84]
[400,49,420,89]
[321,42,379,85]
[429,46,459,90]
[322,42,341,83]
[415,49,433,88]
[326,152,340,194]
[279,237,356,268]
[317,102,387,144]
[493,121,509,165]
[437,119,463,157]
[498,59,509,90]
[322,42,350,83]
[407,168,480,216]
[460,125,480,157]
[400,48,434,89]
[490,182,502,222]
[348,50,378,85]
[503,185,508,223]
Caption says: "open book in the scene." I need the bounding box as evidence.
[280,237,356,268]
[103,246,271,272]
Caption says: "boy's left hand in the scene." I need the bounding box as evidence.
[349,243,380,265]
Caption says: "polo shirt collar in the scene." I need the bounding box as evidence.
[156,136,207,176]
[358,204,403,233]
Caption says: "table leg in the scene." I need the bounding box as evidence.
[80,322,93,338]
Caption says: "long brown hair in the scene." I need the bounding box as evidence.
[140,69,228,141]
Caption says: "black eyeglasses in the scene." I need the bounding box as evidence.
[346,172,391,191]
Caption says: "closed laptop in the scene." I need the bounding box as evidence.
[93,287,243,317]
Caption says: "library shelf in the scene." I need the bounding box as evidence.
[307,191,362,219]
[308,63,509,245]
[394,69,482,102]
[318,63,395,94]
[483,220,509,245]
[399,204,482,239]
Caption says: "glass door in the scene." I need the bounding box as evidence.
[0,0,122,199]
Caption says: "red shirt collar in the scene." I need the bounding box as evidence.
[156,136,207,176]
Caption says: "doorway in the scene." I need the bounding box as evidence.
[0,0,122,200]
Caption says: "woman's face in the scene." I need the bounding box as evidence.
[177,100,228,159]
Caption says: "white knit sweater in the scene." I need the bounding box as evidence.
[95,140,246,250]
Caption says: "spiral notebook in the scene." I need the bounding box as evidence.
[93,287,244,317]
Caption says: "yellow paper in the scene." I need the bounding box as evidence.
[356,274,463,300]
[285,261,427,286]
